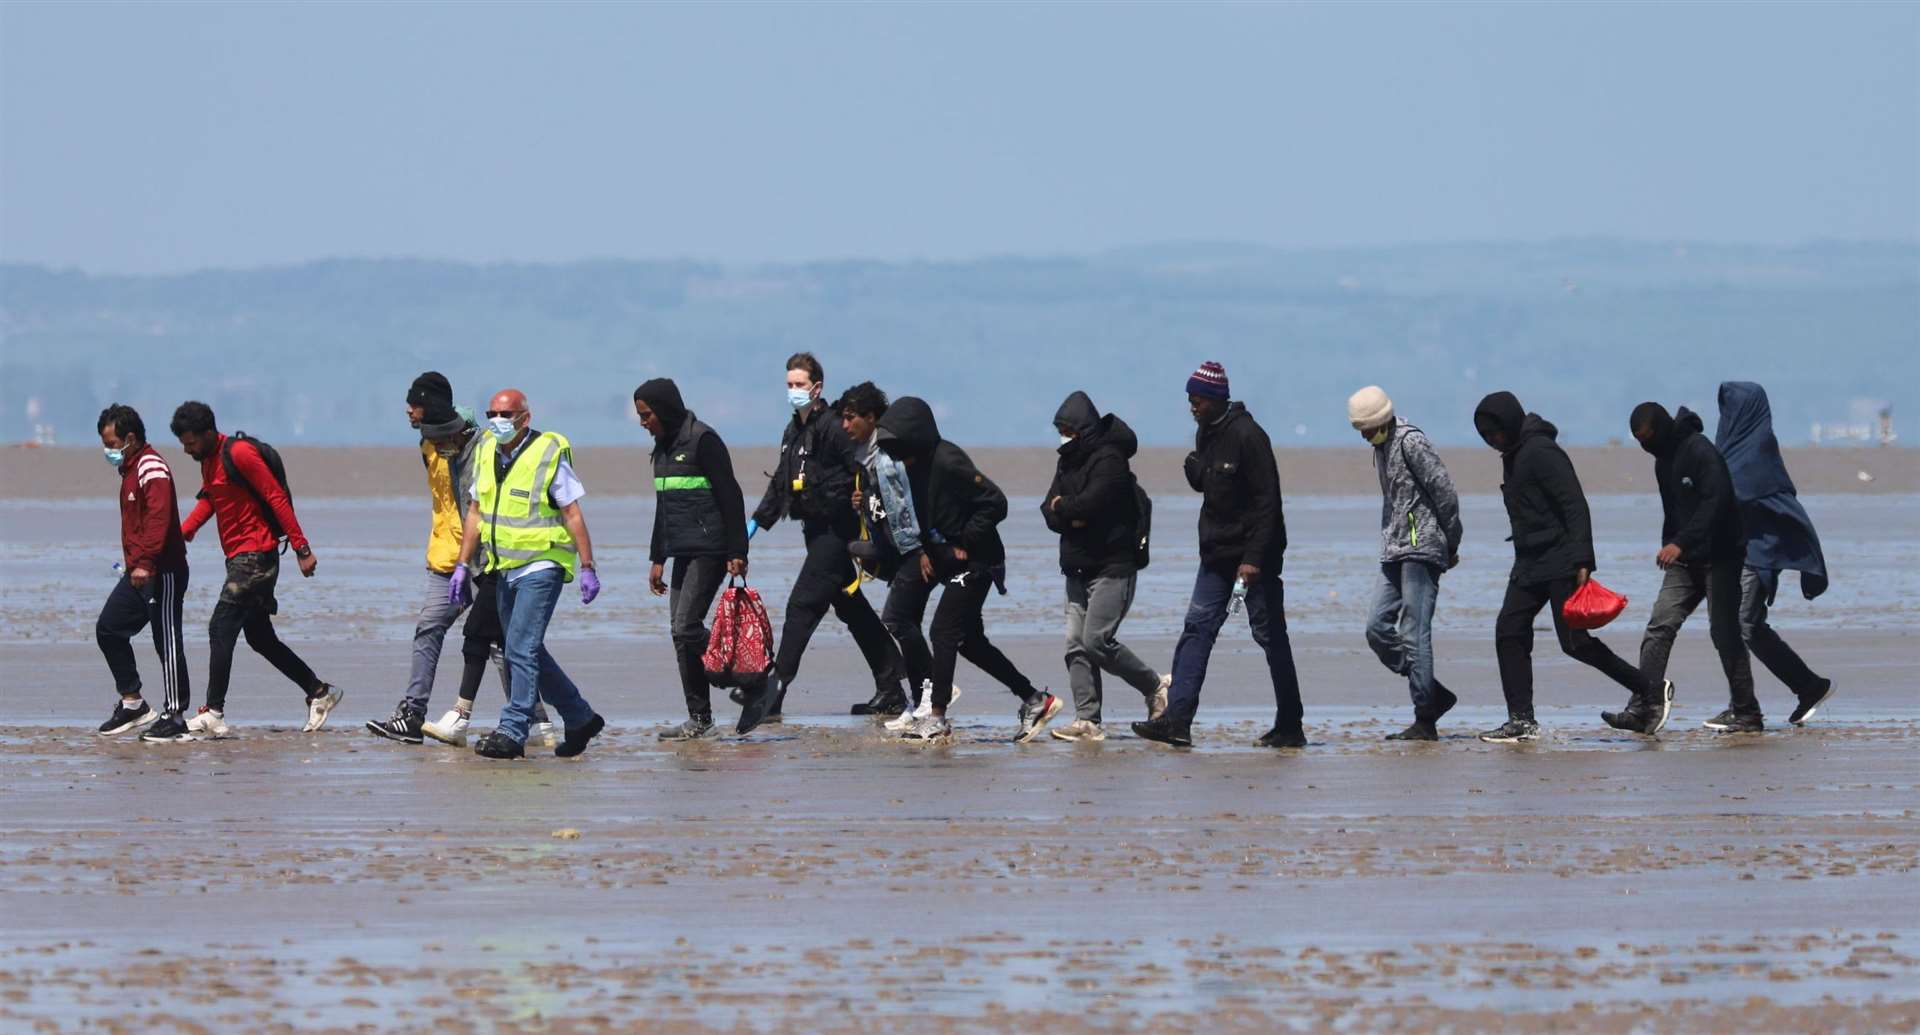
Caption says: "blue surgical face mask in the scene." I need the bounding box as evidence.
[104,445,125,467]
[488,416,518,442]
[787,387,813,411]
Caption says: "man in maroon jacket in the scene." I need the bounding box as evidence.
[95,404,194,742]
[171,401,341,736]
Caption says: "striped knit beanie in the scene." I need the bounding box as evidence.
[1186,360,1230,400]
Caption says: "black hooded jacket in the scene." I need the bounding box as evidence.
[874,397,1008,571]
[1475,392,1595,584]
[753,400,862,540]
[1643,405,1744,563]
[1182,402,1286,573]
[636,378,747,563]
[1042,391,1141,576]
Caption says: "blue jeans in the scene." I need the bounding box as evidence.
[1365,561,1452,720]
[496,567,596,743]
[1163,565,1303,729]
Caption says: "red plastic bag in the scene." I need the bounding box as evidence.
[1563,578,1628,630]
[703,579,774,687]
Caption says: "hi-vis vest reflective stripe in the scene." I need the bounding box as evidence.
[473,431,577,580]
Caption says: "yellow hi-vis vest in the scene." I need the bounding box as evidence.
[472,430,578,581]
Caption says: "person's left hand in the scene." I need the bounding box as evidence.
[580,566,601,604]
[727,557,748,578]
[129,566,151,589]
[297,551,318,578]
[951,546,969,564]
[1236,563,1260,586]
[1655,544,1682,569]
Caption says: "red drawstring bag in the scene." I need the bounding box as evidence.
[703,578,774,687]
[1563,578,1628,630]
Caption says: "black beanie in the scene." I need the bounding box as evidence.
[407,371,454,409]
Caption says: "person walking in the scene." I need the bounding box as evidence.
[633,378,761,740]
[367,373,554,746]
[171,401,341,736]
[1713,381,1834,724]
[750,353,907,720]
[1348,386,1464,741]
[1471,391,1655,743]
[451,389,606,759]
[838,382,959,729]
[1133,362,1305,749]
[1042,391,1168,742]
[1623,401,1757,732]
[875,397,1063,742]
[93,404,193,742]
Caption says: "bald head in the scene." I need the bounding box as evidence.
[485,389,531,447]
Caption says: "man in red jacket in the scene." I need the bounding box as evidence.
[170,401,341,736]
[95,404,194,742]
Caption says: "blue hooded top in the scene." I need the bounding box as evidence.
[1714,381,1827,602]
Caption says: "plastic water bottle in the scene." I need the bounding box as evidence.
[111,562,125,580]
[1228,577,1248,616]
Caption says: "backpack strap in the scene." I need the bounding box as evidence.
[220,435,288,547]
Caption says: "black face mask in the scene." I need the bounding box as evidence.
[1631,402,1674,456]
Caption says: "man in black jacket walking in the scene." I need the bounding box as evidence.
[752,353,907,719]
[1474,392,1654,743]
[876,397,1063,743]
[1134,361,1305,749]
[634,378,758,739]
[1624,402,1758,732]
[1042,391,1169,741]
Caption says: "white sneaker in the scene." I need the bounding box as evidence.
[186,707,231,739]
[912,683,960,720]
[1148,673,1171,722]
[1051,719,1106,742]
[302,685,344,732]
[883,710,917,732]
[531,721,557,749]
[901,714,952,741]
[422,709,471,746]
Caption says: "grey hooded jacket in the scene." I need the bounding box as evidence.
[1372,419,1462,568]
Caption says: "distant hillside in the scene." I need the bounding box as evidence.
[2,241,1913,447]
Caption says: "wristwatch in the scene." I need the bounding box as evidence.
[294,545,313,559]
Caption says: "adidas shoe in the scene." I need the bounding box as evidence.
[139,712,193,743]
[366,709,424,744]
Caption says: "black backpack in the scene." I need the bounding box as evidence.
[1131,476,1153,571]
[217,432,294,547]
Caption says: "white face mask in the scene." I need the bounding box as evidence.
[1058,434,1075,446]
[787,387,814,411]
[488,416,518,442]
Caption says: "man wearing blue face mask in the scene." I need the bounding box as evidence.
[94,404,193,742]
[749,352,908,721]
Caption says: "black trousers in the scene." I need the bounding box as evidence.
[455,572,548,721]
[1494,577,1646,720]
[928,564,1037,710]
[772,529,905,698]
[881,551,936,697]
[205,552,321,713]
[669,555,729,720]
[97,570,191,715]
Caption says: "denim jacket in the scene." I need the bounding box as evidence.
[862,438,928,554]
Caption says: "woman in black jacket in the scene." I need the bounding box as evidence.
[1474,391,1653,743]
[876,397,1063,743]
[1041,392,1168,740]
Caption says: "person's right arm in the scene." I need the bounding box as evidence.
[455,500,483,568]
[181,496,212,542]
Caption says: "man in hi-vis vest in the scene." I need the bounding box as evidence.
[449,388,606,759]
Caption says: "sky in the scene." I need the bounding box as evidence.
[1,2,1915,274]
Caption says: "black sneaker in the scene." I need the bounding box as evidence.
[555,713,605,757]
[1702,709,1764,733]
[98,699,156,737]
[658,717,717,741]
[1789,682,1834,726]
[1132,717,1192,747]
[1385,720,1437,742]
[1601,707,1647,733]
[735,675,779,735]
[1478,719,1540,743]
[139,712,192,743]
[472,731,525,758]
[1644,680,1676,734]
[851,686,909,717]
[1256,726,1307,749]
[365,709,425,745]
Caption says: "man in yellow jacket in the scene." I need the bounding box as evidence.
[452,388,606,759]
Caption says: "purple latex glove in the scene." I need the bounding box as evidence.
[579,566,601,605]
[447,564,471,607]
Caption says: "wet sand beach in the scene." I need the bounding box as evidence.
[3,470,1918,1030]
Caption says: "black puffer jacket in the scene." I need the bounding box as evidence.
[874,397,1008,572]
[753,401,861,540]
[1182,402,1286,574]
[1649,406,1744,562]
[1042,391,1141,576]
[1476,393,1595,584]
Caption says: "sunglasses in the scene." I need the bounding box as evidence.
[485,410,523,419]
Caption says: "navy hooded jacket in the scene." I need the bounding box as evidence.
[1715,381,1828,602]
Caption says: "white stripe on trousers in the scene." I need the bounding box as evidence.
[157,572,183,714]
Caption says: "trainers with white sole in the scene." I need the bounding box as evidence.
[1147,673,1170,722]
[1050,719,1106,742]
[186,707,231,739]
[421,709,471,746]
[302,685,344,732]
[912,683,960,720]
[901,714,952,741]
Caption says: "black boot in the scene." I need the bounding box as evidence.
[851,684,909,717]
[1132,716,1192,747]
[736,673,779,735]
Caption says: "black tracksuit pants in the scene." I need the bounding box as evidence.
[928,564,1039,711]
[97,570,190,715]
[1494,577,1647,721]
[772,528,905,702]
